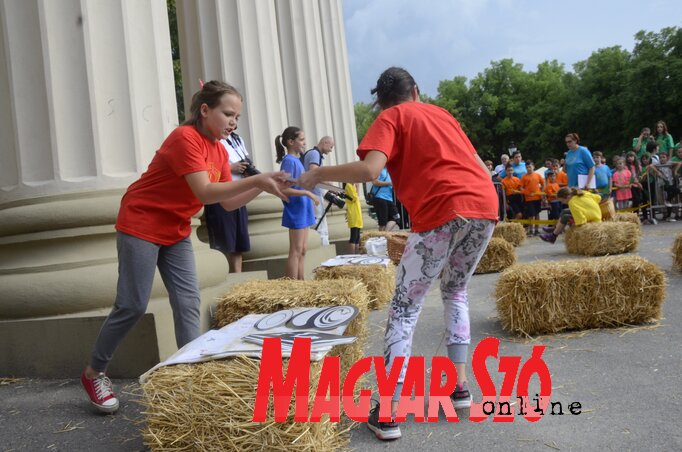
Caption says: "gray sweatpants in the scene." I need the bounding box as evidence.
[90,232,201,372]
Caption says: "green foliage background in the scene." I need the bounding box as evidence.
[353,27,682,164]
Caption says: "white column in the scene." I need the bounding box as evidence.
[318,0,358,164]
[0,0,178,318]
[275,0,334,149]
[0,0,177,204]
[176,0,288,173]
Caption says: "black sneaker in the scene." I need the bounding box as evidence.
[367,400,401,441]
[451,381,472,409]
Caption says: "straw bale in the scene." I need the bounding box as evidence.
[492,222,526,247]
[474,238,517,274]
[612,212,641,225]
[141,357,350,452]
[495,255,666,336]
[314,264,395,310]
[215,279,370,383]
[564,222,640,256]
[673,233,682,270]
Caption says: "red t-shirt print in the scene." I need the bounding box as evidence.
[207,162,222,183]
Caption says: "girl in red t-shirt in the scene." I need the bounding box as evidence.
[299,67,497,441]
[80,81,290,415]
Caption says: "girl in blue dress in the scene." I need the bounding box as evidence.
[275,126,319,279]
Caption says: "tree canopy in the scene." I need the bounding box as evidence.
[354,26,682,165]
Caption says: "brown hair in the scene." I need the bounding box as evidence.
[557,187,584,199]
[656,120,669,135]
[592,151,603,158]
[371,67,418,110]
[182,80,242,127]
[275,126,303,163]
[565,133,580,144]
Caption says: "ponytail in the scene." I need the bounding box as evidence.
[275,135,286,163]
[557,187,583,199]
[275,126,303,164]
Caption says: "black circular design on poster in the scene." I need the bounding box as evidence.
[348,257,385,265]
[289,308,323,329]
[312,306,357,330]
[254,310,294,331]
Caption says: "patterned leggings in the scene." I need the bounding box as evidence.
[385,217,495,385]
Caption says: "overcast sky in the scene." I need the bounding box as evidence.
[342,0,682,103]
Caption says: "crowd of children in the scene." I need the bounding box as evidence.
[496,141,682,230]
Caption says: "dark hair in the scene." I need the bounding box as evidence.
[525,160,534,166]
[565,133,580,144]
[625,151,641,175]
[592,151,603,158]
[370,67,418,110]
[646,141,658,153]
[182,80,242,127]
[275,126,303,163]
[557,187,584,199]
[505,163,513,170]
[641,127,651,134]
[512,151,522,158]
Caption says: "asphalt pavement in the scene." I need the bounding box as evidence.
[2,222,681,452]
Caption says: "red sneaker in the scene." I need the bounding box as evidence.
[81,371,119,414]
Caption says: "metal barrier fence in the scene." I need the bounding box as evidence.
[639,162,682,222]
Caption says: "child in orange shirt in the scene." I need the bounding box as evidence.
[521,160,544,235]
[552,159,568,188]
[501,163,523,219]
[544,171,561,220]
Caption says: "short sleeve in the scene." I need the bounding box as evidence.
[161,127,212,177]
[583,148,595,168]
[280,157,296,174]
[304,150,322,169]
[357,109,398,161]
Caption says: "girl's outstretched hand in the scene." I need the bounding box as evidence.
[256,172,292,202]
[298,167,321,190]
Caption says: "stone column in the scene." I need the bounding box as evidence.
[0,0,236,377]
[177,0,360,253]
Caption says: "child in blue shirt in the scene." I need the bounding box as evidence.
[275,126,320,279]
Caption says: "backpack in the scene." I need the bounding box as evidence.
[301,148,323,170]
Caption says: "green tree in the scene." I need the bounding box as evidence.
[625,27,682,142]
[354,102,378,142]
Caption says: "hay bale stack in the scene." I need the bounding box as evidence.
[142,357,349,452]
[215,279,370,381]
[141,279,370,451]
[492,222,526,247]
[673,233,682,270]
[474,237,517,274]
[314,264,395,310]
[495,256,666,336]
[564,222,640,256]
[613,212,641,225]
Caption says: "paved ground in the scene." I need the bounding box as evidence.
[2,222,681,451]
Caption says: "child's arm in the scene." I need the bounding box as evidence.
[185,171,291,210]
[281,187,320,205]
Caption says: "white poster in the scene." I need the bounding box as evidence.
[139,305,359,383]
